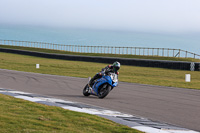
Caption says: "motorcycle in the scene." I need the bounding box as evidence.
[83,72,118,99]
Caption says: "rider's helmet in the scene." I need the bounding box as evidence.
[113,61,120,72]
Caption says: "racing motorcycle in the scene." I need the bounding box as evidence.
[83,72,118,99]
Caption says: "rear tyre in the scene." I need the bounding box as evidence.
[98,84,111,99]
[83,84,90,96]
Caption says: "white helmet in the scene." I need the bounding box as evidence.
[113,61,120,71]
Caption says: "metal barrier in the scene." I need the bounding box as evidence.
[0,39,200,59]
[0,47,199,71]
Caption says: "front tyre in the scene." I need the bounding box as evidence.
[83,84,90,96]
[98,84,111,99]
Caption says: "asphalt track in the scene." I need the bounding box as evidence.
[0,69,200,131]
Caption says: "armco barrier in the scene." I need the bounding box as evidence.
[0,47,199,71]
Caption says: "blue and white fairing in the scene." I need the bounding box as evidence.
[91,73,118,95]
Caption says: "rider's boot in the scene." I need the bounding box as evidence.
[88,84,92,93]
[88,73,101,93]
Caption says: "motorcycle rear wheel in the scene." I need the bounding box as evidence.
[83,84,90,96]
[98,84,111,99]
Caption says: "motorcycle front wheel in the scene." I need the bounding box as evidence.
[98,84,111,99]
[83,84,90,96]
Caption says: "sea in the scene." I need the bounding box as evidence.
[0,24,199,54]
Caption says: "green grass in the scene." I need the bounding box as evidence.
[0,52,200,89]
[0,94,141,133]
[1,45,199,62]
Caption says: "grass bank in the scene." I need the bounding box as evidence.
[0,52,199,89]
[1,45,199,62]
[0,94,141,133]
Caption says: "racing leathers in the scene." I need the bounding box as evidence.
[88,65,119,87]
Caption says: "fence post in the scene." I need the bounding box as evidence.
[162,48,164,56]
[167,49,170,57]
[66,45,70,52]
[142,48,144,55]
[66,45,68,51]
[91,46,94,53]
[185,51,188,58]
[86,46,88,53]
[135,47,136,55]
[66,45,68,52]
[152,48,154,56]
[157,48,159,56]
[65,43,67,51]
[179,49,181,58]
[139,48,140,55]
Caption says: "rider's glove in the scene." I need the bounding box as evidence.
[99,72,105,76]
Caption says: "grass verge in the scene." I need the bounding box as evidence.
[0,94,141,133]
[0,52,199,89]
[1,45,199,62]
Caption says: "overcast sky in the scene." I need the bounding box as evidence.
[0,0,200,33]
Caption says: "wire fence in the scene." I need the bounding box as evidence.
[0,39,200,59]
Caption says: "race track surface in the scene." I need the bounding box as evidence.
[0,69,200,131]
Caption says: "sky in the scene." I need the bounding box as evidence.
[0,0,200,33]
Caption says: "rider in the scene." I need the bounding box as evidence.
[88,61,120,88]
